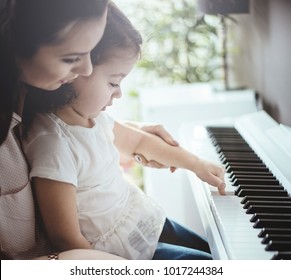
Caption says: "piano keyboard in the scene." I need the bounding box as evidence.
[180,110,291,260]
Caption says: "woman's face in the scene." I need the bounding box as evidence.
[17,13,107,91]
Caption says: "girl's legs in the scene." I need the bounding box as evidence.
[152,218,212,260]
[152,242,212,260]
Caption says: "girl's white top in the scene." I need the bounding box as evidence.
[23,112,166,259]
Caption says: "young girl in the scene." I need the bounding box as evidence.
[23,3,226,260]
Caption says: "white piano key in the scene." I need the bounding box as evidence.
[210,194,274,259]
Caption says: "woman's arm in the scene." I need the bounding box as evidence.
[114,121,225,194]
[123,121,178,171]
[124,121,179,146]
[34,249,125,260]
[33,177,92,251]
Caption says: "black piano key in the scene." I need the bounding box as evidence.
[226,166,269,172]
[226,162,267,168]
[227,161,264,166]
[250,213,291,222]
[222,154,261,160]
[209,134,240,138]
[214,131,247,137]
[220,156,263,163]
[230,174,276,181]
[216,147,253,153]
[241,196,291,204]
[272,251,291,260]
[236,186,284,196]
[212,138,244,143]
[223,160,262,165]
[215,143,246,147]
[221,157,261,162]
[216,139,244,142]
[209,129,242,134]
[211,136,241,141]
[246,205,291,214]
[230,171,273,177]
[216,142,251,148]
[236,184,283,189]
[207,128,237,133]
[227,158,263,163]
[262,234,291,244]
[238,189,288,198]
[230,177,276,184]
[232,178,280,186]
[220,156,262,164]
[221,150,259,155]
[219,150,258,156]
[253,219,291,228]
[265,241,291,251]
[258,228,291,238]
[207,127,238,134]
[244,200,291,209]
[207,126,237,130]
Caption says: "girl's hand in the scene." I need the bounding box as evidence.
[194,159,226,195]
[134,123,178,172]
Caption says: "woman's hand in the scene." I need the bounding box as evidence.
[125,122,178,172]
[139,123,179,147]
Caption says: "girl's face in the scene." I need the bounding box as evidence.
[72,49,137,119]
[17,13,107,91]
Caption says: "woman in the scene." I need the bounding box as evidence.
[0,0,178,260]
[0,0,110,260]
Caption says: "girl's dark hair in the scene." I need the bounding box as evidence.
[22,2,142,133]
[0,0,108,145]
[91,2,143,66]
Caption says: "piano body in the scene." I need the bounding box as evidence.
[180,110,291,260]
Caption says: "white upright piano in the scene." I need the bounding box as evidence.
[180,110,291,260]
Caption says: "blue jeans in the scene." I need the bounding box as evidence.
[152,218,212,260]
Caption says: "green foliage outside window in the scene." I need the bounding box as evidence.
[121,0,222,84]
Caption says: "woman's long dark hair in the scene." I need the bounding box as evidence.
[0,0,108,145]
[0,0,18,145]
[22,84,76,136]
